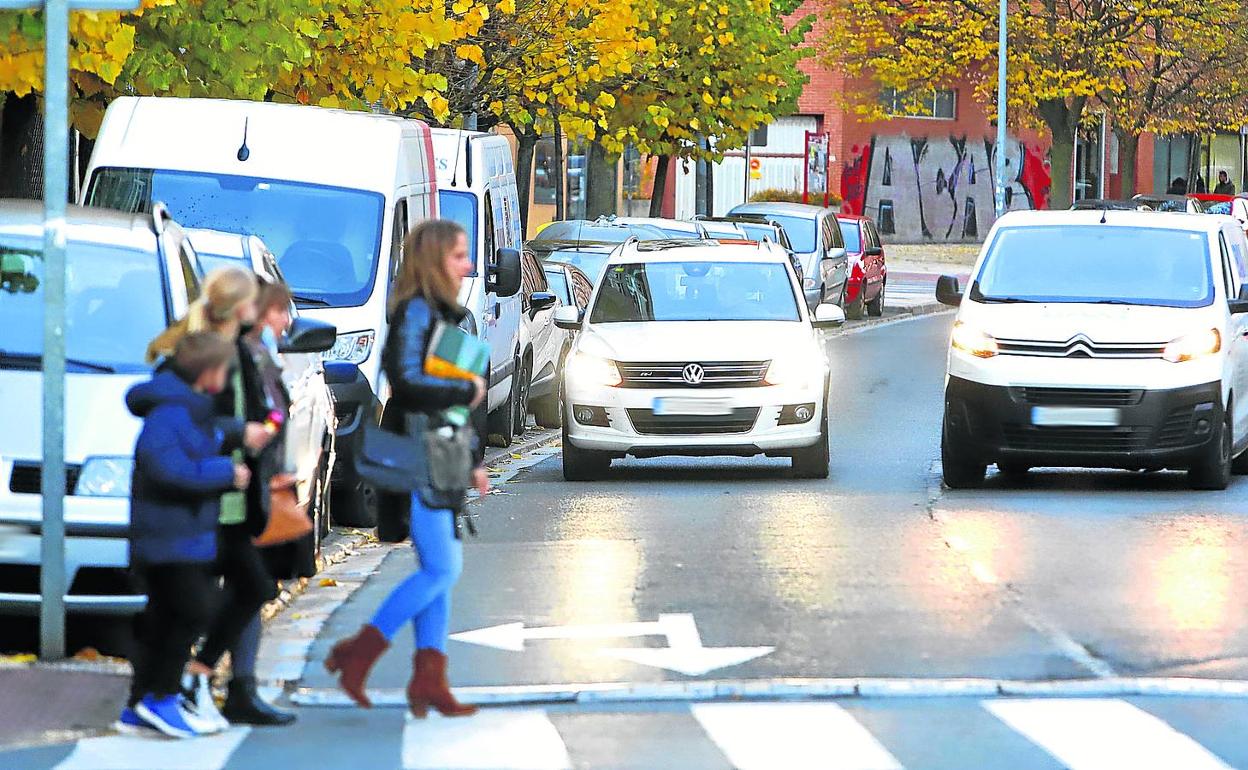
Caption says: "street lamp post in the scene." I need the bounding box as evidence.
[994,0,1008,219]
[0,0,139,660]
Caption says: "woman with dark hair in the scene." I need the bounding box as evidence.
[324,220,488,719]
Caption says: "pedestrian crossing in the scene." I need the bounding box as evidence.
[7,697,1245,769]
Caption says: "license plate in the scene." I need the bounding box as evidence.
[652,397,734,416]
[1031,406,1122,427]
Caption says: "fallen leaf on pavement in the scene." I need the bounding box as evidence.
[0,653,36,664]
[319,578,338,587]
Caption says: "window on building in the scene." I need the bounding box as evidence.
[880,87,957,120]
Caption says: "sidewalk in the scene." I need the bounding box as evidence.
[0,432,561,751]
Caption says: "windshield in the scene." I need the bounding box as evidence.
[542,249,612,284]
[0,238,167,373]
[838,221,862,253]
[972,225,1213,308]
[86,167,384,308]
[438,190,479,276]
[764,214,817,252]
[1206,201,1233,215]
[589,261,800,323]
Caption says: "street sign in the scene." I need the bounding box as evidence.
[450,613,775,676]
[12,0,141,661]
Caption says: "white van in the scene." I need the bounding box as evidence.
[82,96,439,525]
[430,128,530,445]
[936,209,1248,490]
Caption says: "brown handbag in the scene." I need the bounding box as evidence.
[253,473,312,547]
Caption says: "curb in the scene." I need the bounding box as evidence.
[484,427,560,467]
[290,676,1248,708]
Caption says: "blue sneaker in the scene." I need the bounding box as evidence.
[135,694,197,739]
[113,706,159,736]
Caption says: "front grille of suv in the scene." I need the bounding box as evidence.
[615,361,769,389]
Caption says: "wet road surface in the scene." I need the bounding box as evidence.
[11,310,1248,768]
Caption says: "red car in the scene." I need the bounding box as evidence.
[836,215,887,319]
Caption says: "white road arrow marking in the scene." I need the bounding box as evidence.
[449,613,774,676]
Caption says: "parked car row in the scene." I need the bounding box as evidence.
[0,202,338,626]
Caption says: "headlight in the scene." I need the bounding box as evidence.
[75,456,134,497]
[1163,328,1221,363]
[565,352,621,387]
[950,321,999,358]
[765,352,825,387]
[324,330,376,365]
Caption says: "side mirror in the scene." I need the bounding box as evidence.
[811,303,846,329]
[279,317,337,354]
[823,247,846,263]
[936,274,963,307]
[530,291,558,312]
[1231,285,1248,314]
[865,246,884,257]
[554,305,583,330]
[489,248,523,297]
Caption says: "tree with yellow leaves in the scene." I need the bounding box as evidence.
[604,0,809,216]
[1099,0,1248,195]
[403,0,653,227]
[819,0,1227,208]
[278,0,487,120]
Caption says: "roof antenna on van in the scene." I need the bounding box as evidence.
[1100,203,1108,224]
[236,118,251,162]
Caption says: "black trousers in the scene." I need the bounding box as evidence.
[196,529,278,668]
[129,562,217,704]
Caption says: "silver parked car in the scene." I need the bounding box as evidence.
[728,202,848,310]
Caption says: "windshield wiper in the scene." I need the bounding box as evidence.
[978,296,1038,304]
[0,351,116,373]
[291,294,331,307]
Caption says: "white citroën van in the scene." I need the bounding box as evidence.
[82,96,456,526]
[429,128,532,446]
[936,209,1248,490]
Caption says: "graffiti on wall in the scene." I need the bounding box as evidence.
[841,134,1051,242]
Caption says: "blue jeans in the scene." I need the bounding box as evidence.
[369,494,461,651]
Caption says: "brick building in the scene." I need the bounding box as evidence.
[663,2,1161,242]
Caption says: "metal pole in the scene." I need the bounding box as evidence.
[993,0,1008,218]
[41,0,70,661]
[743,141,752,205]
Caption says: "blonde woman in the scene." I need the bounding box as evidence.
[325,220,488,719]
[141,267,285,732]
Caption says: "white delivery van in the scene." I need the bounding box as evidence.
[936,209,1248,491]
[82,96,445,526]
[430,128,531,445]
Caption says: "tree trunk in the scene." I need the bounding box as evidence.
[0,93,44,200]
[585,141,616,219]
[513,130,538,239]
[1116,130,1140,197]
[1036,98,1084,210]
[648,155,671,218]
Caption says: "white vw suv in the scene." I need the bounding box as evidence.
[555,239,845,480]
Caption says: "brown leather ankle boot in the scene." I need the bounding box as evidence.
[324,625,388,708]
[406,648,477,718]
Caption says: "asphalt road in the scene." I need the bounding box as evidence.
[10,310,1248,768]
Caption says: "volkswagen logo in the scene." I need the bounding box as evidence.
[682,363,706,385]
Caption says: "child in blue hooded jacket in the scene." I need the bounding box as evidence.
[120,332,250,739]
